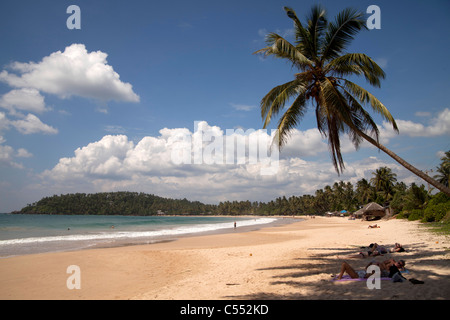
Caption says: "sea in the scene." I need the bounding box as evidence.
[0,213,287,257]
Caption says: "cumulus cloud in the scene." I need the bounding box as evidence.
[10,113,58,135]
[0,135,32,168]
[0,144,20,168]
[380,108,450,139]
[0,112,9,131]
[45,135,133,180]
[0,110,56,136]
[280,128,328,158]
[0,44,140,138]
[0,88,47,114]
[37,121,425,204]
[0,43,140,103]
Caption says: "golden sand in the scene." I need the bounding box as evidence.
[0,216,449,300]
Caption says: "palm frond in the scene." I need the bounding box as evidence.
[306,5,327,62]
[343,80,398,132]
[341,88,380,148]
[260,79,306,128]
[283,7,308,42]
[284,6,304,30]
[253,33,313,70]
[317,77,353,173]
[283,6,316,61]
[274,93,308,148]
[322,78,382,148]
[321,8,366,62]
[325,53,385,87]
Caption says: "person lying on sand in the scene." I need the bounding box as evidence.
[336,259,406,280]
[368,224,380,228]
[367,258,405,273]
[339,243,388,259]
[355,242,405,257]
[390,243,405,253]
[366,243,388,256]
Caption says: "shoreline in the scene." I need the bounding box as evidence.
[88,216,302,249]
[0,216,449,300]
[0,215,299,258]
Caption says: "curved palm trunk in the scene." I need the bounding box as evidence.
[359,132,450,196]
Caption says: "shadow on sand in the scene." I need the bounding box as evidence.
[223,242,450,300]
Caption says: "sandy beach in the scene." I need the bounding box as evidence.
[0,216,449,300]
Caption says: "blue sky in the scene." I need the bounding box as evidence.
[0,0,449,212]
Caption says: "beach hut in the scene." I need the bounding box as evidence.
[354,202,386,221]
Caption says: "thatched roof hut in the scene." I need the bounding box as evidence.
[354,202,386,221]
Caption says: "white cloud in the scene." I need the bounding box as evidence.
[37,121,425,204]
[0,88,47,114]
[47,134,134,180]
[0,44,140,140]
[11,113,58,135]
[230,103,256,112]
[0,136,32,168]
[281,128,328,157]
[16,148,33,158]
[104,125,126,134]
[0,112,9,131]
[381,108,450,139]
[0,110,57,136]
[0,144,21,168]
[0,44,140,103]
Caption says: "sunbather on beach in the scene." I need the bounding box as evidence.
[336,259,405,280]
[390,243,405,253]
[366,243,388,256]
[339,243,387,259]
[368,258,405,272]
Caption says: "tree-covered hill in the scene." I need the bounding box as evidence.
[15,192,216,216]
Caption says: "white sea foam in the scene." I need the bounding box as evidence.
[0,217,277,246]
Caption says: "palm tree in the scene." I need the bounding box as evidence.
[355,178,375,204]
[404,183,429,210]
[370,167,397,202]
[434,151,450,187]
[254,5,450,196]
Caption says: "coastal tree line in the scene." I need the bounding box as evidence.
[15,160,449,223]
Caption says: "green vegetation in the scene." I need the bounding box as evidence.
[392,152,450,225]
[16,192,215,216]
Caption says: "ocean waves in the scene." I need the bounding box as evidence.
[0,217,277,255]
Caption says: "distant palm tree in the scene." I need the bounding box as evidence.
[254,5,450,196]
[370,167,397,201]
[434,151,450,187]
[356,178,374,204]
